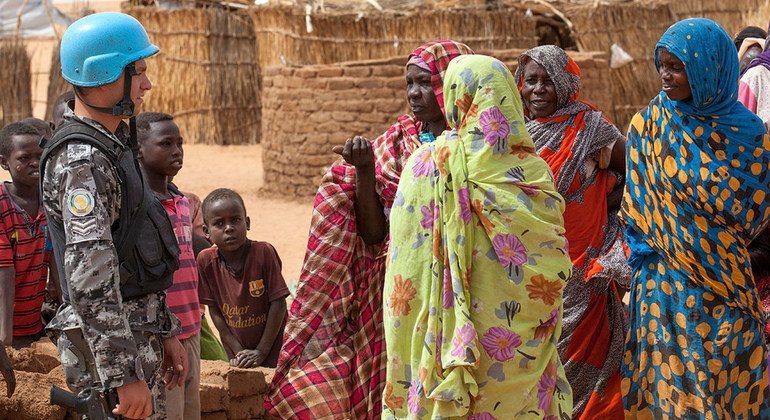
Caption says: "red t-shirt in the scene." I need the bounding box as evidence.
[161,193,201,340]
[0,183,51,337]
[197,240,289,365]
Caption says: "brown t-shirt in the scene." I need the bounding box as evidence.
[197,240,290,366]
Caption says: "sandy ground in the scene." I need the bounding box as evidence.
[0,143,314,288]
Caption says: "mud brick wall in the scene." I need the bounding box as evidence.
[261,57,410,197]
[261,51,610,197]
[200,360,272,420]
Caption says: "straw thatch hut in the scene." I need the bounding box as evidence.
[124,6,261,145]
[249,5,538,67]
[0,39,33,126]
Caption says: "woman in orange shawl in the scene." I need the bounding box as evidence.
[266,40,472,419]
[515,45,630,419]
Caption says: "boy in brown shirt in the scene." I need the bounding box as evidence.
[197,188,289,368]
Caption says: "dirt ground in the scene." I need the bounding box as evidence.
[0,144,314,288]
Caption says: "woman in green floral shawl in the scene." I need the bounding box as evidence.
[382,54,574,418]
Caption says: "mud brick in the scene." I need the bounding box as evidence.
[334,112,356,123]
[295,68,318,78]
[385,77,406,89]
[227,367,268,397]
[316,67,344,77]
[201,411,228,420]
[371,65,404,78]
[343,66,372,78]
[200,382,230,413]
[354,78,384,90]
[328,77,356,91]
[226,394,266,419]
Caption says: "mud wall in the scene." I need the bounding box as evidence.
[261,50,610,197]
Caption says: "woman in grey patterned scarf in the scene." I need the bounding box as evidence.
[515,45,630,419]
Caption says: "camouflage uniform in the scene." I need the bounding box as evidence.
[44,107,180,418]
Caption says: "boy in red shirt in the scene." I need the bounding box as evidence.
[198,188,289,368]
[137,112,203,420]
[0,120,58,349]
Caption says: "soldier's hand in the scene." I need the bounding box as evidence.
[161,337,188,390]
[113,379,152,419]
[332,136,375,169]
[0,346,15,398]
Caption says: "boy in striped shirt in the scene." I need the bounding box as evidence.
[137,112,204,420]
[0,120,58,349]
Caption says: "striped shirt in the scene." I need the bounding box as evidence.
[0,183,51,337]
[161,192,201,340]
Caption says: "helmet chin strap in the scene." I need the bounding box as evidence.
[74,63,139,153]
[75,63,137,117]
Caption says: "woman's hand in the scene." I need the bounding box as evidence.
[332,136,375,170]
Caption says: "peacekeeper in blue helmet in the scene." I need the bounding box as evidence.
[41,12,188,419]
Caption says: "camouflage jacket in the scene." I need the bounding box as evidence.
[43,111,180,390]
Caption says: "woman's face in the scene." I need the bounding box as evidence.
[740,44,763,74]
[657,48,692,101]
[520,61,558,118]
[406,65,443,124]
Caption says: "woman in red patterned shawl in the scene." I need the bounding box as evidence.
[514,45,630,419]
[265,40,473,419]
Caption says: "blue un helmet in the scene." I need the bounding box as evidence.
[60,12,158,117]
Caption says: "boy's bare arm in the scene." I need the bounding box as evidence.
[48,262,62,304]
[256,298,287,358]
[235,298,287,368]
[0,267,16,345]
[208,304,243,360]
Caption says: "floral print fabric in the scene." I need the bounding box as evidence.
[382,54,574,419]
[621,18,770,418]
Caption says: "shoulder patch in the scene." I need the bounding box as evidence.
[67,188,95,217]
[66,143,94,162]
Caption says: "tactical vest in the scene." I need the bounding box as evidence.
[40,119,180,300]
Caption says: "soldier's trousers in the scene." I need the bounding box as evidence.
[57,329,167,418]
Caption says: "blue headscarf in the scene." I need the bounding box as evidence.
[651,18,767,150]
[655,18,743,116]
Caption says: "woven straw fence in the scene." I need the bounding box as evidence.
[125,6,260,145]
[249,6,538,67]
[742,0,770,29]
[45,44,70,122]
[566,0,769,130]
[0,39,33,126]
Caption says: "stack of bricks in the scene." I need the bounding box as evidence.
[260,57,410,197]
[200,360,273,420]
[260,50,610,198]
